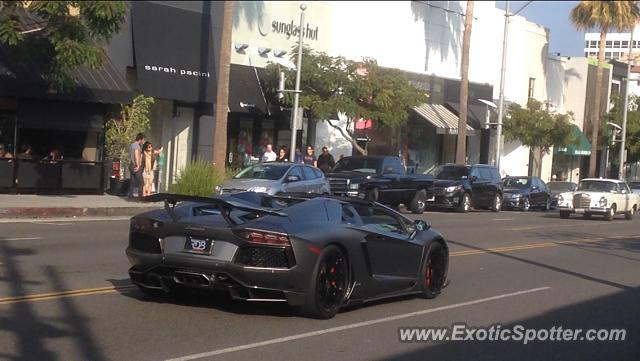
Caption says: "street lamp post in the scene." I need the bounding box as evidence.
[619,30,634,180]
[288,4,306,162]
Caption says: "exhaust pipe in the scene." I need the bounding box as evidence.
[173,271,211,286]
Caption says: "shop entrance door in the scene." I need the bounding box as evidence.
[168,107,194,185]
[0,111,16,189]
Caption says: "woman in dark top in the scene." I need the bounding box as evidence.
[276,147,289,162]
[303,146,317,167]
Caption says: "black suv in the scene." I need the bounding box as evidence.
[427,164,503,213]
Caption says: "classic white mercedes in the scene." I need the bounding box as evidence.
[556,178,640,221]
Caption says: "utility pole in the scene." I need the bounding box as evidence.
[288,4,306,162]
[619,30,634,180]
[495,0,509,171]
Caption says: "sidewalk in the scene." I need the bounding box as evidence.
[0,194,162,219]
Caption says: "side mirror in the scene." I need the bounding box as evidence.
[414,219,430,232]
[286,175,300,183]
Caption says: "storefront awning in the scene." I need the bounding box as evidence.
[0,46,134,104]
[554,126,592,156]
[413,103,476,136]
[228,64,270,115]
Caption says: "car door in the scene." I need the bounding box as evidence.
[377,158,404,204]
[470,167,489,207]
[282,166,306,193]
[537,178,550,207]
[530,178,543,206]
[352,204,423,294]
[302,165,319,193]
[618,183,630,212]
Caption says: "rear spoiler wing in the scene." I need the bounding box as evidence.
[142,193,287,225]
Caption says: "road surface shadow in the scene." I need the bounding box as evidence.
[0,242,107,360]
[379,286,640,361]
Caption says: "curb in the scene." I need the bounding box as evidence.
[0,206,159,219]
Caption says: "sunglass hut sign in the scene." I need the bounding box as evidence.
[258,13,319,41]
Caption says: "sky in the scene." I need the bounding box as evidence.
[495,1,584,57]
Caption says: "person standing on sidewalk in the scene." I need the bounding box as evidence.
[317,146,335,173]
[262,144,277,162]
[128,133,145,199]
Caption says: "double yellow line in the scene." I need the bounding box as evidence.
[0,285,136,305]
[0,235,636,306]
[450,235,634,257]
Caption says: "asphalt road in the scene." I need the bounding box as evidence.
[0,209,639,361]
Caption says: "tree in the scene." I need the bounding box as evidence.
[212,0,233,173]
[105,95,154,179]
[456,0,474,164]
[0,1,126,90]
[503,99,577,176]
[263,47,428,155]
[570,0,640,177]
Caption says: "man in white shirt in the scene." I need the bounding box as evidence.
[262,144,277,162]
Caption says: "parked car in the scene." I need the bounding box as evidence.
[548,181,578,208]
[556,178,640,221]
[628,181,640,194]
[215,162,330,196]
[502,176,552,211]
[427,164,503,213]
[128,192,449,319]
[325,156,433,214]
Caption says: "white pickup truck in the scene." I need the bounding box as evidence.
[556,178,640,221]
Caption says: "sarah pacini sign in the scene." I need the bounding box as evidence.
[132,1,218,103]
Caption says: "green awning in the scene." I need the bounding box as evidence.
[554,126,591,156]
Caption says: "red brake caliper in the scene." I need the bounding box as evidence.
[425,261,432,288]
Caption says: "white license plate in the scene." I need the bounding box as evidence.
[427,196,435,202]
[574,208,585,214]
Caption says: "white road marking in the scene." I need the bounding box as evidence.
[493,218,514,221]
[32,222,72,226]
[165,287,551,361]
[0,237,43,241]
[0,216,131,224]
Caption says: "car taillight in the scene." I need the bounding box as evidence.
[237,230,291,246]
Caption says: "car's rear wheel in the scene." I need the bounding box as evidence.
[604,205,616,221]
[410,189,427,214]
[302,245,348,319]
[458,193,471,213]
[559,211,570,219]
[419,242,447,299]
[491,193,502,212]
[625,205,636,220]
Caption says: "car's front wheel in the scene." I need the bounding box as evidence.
[410,189,428,214]
[491,194,502,212]
[604,205,616,221]
[302,245,349,319]
[419,242,448,299]
[458,193,471,213]
[521,197,531,212]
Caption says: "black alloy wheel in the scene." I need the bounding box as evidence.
[303,245,349,319]
[410,189,428,214]
[419,242,447,299]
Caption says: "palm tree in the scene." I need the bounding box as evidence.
[571,1,640,177]
[213,0,235,173]
[456,0,474,164]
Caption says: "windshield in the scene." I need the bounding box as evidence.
[548,182,576,192]
[234,164,289,180]
[333,157,383,174]
[503,177,530,188]
[577,180,616,193]
[433,165,470,180]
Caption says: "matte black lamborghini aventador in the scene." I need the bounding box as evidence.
[126,192,449,319]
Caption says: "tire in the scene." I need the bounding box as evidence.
[625,206,636,220]
[419,242,448,299]
[365,188,378,202]
[559,211,570,219]
[583,213,592,220]
[544,197,551,211]
[458,193,471,213]
[604,205,616,221]
[301,245,349,319]
[521,197,530,212]
[410,189,427,214]
[491,193,502,212]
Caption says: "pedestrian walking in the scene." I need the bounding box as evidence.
[317,146,335,173]
[128,133,145,199]
[141,141,157,197]
[0,144,13,158]
[303,146,317,167]
[262,144,277,162]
